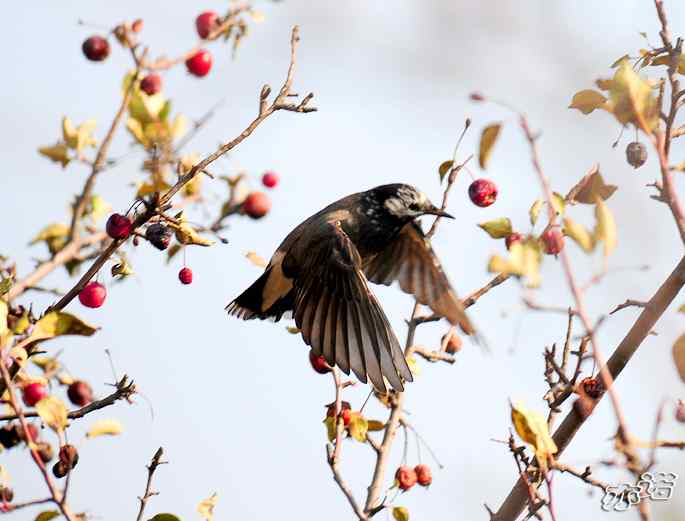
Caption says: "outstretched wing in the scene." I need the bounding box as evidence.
[363,221,474,334]
[291,222,412,392]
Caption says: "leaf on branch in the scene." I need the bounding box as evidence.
[148,514,181,521]
[608,61,659,131]
[511,401,557,470]
[593,197,617,257]
[111,260,134,278]
[478,218,512,239]
[245,251,267,268]
[610,54,631,68]
[38,143,71,169]
[563,217,595,253]
[323,415,336,442]
[565,166,617,204]
[438,160,453,182]
[31,355,60,373]
[197,493,218,521]
[392,506,410,521]
[9,346,27,368]
[529,199,544,226]
[568,89,609,114]
[62,117,97,153]
[367,419,385,431]
[347,412,369,442]
[126,117,150,148]
[478,123,502,169]
[673,333,685,382]
[171,114,188,141]
[26,312,98,346]
[173,215,214,247]
[88,194,112,222]
[34,511,60,521]
[650,53,685,75]
[30,223,69,246]
[487,240,542,287]
[0,277,12,296]
[36,396,68,433]
[551,192,565,216]
[86,419,124,439]
[595,78,614,91]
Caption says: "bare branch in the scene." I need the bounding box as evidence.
[135,447,166,521]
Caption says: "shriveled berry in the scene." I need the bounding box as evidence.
[0,424,21,449]
[675,400,685,423]
[626,141,647,169]
[78,281,106,308]
[243,192,271,219]
[262,171,279,188]
[140,74,162,96]
[82,36,110,61]
[196,11,219,39]
[37,441,54,463]
[468,179,498,207]
[395,465,417,491]
[442,329,462,354]
[541,227,564,255]
[580,376,603,400]
[67,381,93,407]
[186,49,213,77]
[106,213,132,239]
[178,267,193,285]
[309,350,331,374]
[52,460,68,479]
[145,223,172,250]
[59,444,79,469]
[0,486,13,503]
[415,464,432,486]
[22,383,47,407]
[505,232,522,251]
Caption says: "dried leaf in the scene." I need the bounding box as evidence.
[478,218,512,239]
[488,240,542,288]
[563,217,595,253]
[393,506,410,521]
[36,396,68,433]
[367,420,385,431]
[348,413,369,442]
[438,160,453,182]
[608,61,659,131]
[565,166,617,204]
[245,251,267,268]
[551,192,565,216]
[568,89,608,114]
[286,326,300,334]
[677,303,685,314]
[197,493,218,521]
[529,199,544,226]
[30,223,69,245]
[26,312,97,346]
[34,511,60,521]
[174,223,214,247]
[511,401,558,469]
[673,333,685,382]
[38,144,70,168]
[594,197,617,257]
[478,123,502,169]
[86,419,123,439]
[0,277,12,296]
[323,415,336,442]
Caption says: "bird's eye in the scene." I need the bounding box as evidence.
[409,203,419,211]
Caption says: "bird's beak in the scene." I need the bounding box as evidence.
[425,205,454,219]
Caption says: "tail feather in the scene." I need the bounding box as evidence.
[226,268,294,321]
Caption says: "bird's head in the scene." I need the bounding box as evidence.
[378,184,453,221]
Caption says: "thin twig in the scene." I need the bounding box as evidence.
[135,447,166,521]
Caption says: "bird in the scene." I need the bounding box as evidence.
[226,183,474,392]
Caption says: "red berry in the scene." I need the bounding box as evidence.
[262,171,279,189]
[82,36,110,62]
[140,74,162,96]
[395,465,417,491]
[78,281,106,308]
[52,461,68,479]
[309,350,331,374]
[243,192,271,219]
[185,49,212,77]
[106,213,132,240]
[22,383,47,407]
[580,377,603,400]
[20,423,39,442]
[195,11,219,39]
[326,401,352,425]
[414,464,432,486]
[505,232,522,251]
[468,179,498,207]
[67,381,93,407]
[442,330,462,354]
[541,227,564,255]
[675,400,685,423]
[178,267,193,285]
[470,92,485,102]
[131,19,144,33]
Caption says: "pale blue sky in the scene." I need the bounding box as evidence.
[2,1,685,520]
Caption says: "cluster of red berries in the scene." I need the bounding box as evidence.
[0,420,53,468]
[395,464,433,491]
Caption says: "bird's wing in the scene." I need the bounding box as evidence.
[292,222,413,392]
[363,221,475,335]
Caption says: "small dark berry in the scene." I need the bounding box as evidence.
[140,74,162,96]
[22,383,47,407]
[186,49,213,77]
[145,223,172,250]
[243,192,271,219]
[178,267,193,285]
[395,465,418,491]
[415,464,432,487]
[505,232,523,251]
[67,381,93,407]
[468,179,498,207]
[78,281,106,308]
[52,460,68,479]
[106,213,132,240]
[309,350,331,374]
[580,376,603,400]
[59,444,79,469]
[37,441,54,463]
[0,486,13,503]
[0,424,21,449]
[626,141,647,169]
[541,227,564,255]
[82,36,110,62]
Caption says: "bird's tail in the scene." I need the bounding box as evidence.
[226,268,293,321]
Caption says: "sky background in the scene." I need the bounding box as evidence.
[2,1,685,520]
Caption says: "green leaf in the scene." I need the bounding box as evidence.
[677,303,685,314]
[673,332,685,382]
[323,415,336,442]
[34,511,60,521]
[158,100,172,122]
[593,197,617,257]
[148,515,181,521]
[478,218,513,239]
[562,217,595,253]
[36,396,68,433]
[478,123,502,169]
[529,200,544,226]
[393,506,410,521]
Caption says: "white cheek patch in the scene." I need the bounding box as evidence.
[384,197,407,216]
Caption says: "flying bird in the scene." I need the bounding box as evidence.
[227,184,474,392]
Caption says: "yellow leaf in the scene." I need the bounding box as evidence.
[9,347,28,368]
[34,511,60,521]
[323,415,336,441]
[111,260,134,278]
[608,61,659,131]
[610,54,631,68]
[488,240,542,288]
[347,412,368,442]
[406,355,421,376]
[171,114,187,141]
[250,10,266,23]
[367,420,385,431]
[30,223,69,245]
[529,199,544,226]
[75,119,97,152]
[562,217,595,253]
[0,277,12,296]
[596,78,614,91]
[197,493,218,521]
[551,192,565,216]
[88,195,111,222]
[438,160,453,182]
[650,53,685,75]
[26,312,98,346]
[511,401,557,469]
[673,333,685,382]
[0,300,7,338]
[478,218,512,239]
[62,117,77,147]
[565,166,617,204]
[286,326,300,334]
[593,197,617,257]
[86,419,123,439]
[393,506,410,521]
[478,123,502,169]
[245,251,267,268]
[677,303,685,314]
[174,223,214,247]
[36,396,68,433]
[38,143,70,168]
[126,117,149,147]
[568,89,608,114]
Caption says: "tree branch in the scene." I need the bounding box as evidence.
[135,447,166,521]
